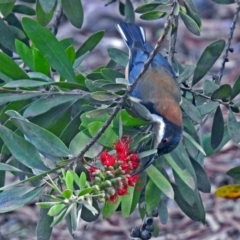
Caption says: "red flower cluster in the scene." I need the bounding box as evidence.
[88,136,140,202]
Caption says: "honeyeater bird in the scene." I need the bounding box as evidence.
[116,22,182,174]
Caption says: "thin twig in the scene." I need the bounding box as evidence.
[51,4,63,35]
[0,87,88,96]
[66,2,178,169]
[181,86,231,107]
[218,2,240,83]
[168,8,179,65]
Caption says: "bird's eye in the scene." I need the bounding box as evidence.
[162,138,169,144]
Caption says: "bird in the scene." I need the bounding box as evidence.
[116,22,183,174]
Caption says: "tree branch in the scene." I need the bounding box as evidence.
[218,2,240,83]
[67,2,178,168]
[51,4,63,35]
[168,8,179,65]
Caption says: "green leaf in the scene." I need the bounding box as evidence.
[128,100,152,121]
[177,65,195,83]
[228,109,240,143]
[13,4,35,15]
[226,166,240,181]
[197,102,219,116]
[62,189,72,199]
[36,0,56,26]
[231,74,240,100]
[22,17,77,82]
[102,68,124,82]
[69,130,103,158]
[172,184,205,223]
[0,126,49,173]
[88,122,118,147]
[86,108,114,118]
[130,174,146,213]
[81,199,100,222]
[121,186,135,217]
[192,40,225,85]
[180,10,200,36]
[0,2,15,17]
[140,10,166,20]
[184,0,201,28]
[146,165,174,199]
[79,172,86,190]
[23,95,82,117]
[211,106,224,149]
[212,0,235,4]
[190,158,211,193]
[125,0,135,23]
[0,17,16,51]
[102,197,121,218]
[0,93,44,106]
[65,45,76,64]
[0,163,25,173]
[39,0,56,13]
[145,179,161,215]
[3,80,51,88]
[0,186,43,213]
[181,97,201,123]
[183,131,206,156]
[91,91,119,101]
[202,126,230,156]
[48,203,66,216]
[36,208,53,240]
[165,154,195,189]
[0,52,29,79]
[33,48,50,76]
[138,149,157,159]
[65,171,74,192]
[62,0,83,29]
[76,31,104,58]
[8,112,70,157]
[203,80,219,95]
[158,200,168,225]
[211,84,232,100]
[15,39,34,70]
[108,48,128,67]
[171,143,197,181]
[120,109,148,127]
[173,170,196,206]
[135,2,161,13]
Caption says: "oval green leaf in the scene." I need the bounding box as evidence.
[62,0,83,29]
[211,106,224,149]
[192,39,225,86]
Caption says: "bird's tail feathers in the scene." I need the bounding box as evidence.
[116,22,145,49]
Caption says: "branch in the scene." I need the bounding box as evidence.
[67,2,178,168]
[51,4,63,35]
[168,9,179,65]
[218,2,240,83]
[181,86,232,107]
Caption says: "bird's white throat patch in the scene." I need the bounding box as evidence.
[151,114,166,148]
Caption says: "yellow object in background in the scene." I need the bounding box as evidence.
[215,184,240,199]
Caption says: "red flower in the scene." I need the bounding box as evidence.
[117,152,128,162]
[115,137,130,155]
[100,151,116,167]
[88,167,98,181]
[127,175,139,186]
[129,154,138,162]
[117,185,128,196]
[109,193,118,202]
[121,162,130,173]
[131,161,139,170]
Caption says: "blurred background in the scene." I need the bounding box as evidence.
[1,0,240,239]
